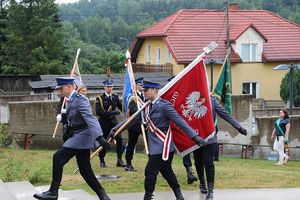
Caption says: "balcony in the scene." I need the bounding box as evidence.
[132,63,173,75]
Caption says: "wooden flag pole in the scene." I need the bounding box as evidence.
[126,50,149,154]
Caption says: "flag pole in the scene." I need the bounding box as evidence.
[126,50,149,154]
[212,53,229,93]
[52,48,81,138]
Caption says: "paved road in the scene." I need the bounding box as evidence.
[108,188,300,200]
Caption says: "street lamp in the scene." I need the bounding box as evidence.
[273,64,300,114]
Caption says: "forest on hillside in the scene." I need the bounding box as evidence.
[0,0,299,75]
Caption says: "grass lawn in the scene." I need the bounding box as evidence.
[0,148,299,194]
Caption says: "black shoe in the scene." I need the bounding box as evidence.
[125,164,137,171]
[116,159,125,167]
[205,182,214,200]
[187,172,198,184]
[205,191,213,200]
[33,190,58,200]
[100,161,107,168]
[33,182,59,200]
[97,188,111,200]
[143,191,153,200]
[200,183,208,194]
[173,187,184,200]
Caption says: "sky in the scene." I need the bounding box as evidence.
[56,0,80,4]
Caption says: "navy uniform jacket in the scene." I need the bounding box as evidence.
[63,92,102,149]
[127,92,146,133]
[208,96,242,145]
[95,93,122,129]
[114,97,198,156]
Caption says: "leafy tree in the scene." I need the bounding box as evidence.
[0,0,8,73]
[280,69,300,107]
[2,0,65,75]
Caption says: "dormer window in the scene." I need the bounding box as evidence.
[241,43,257,62]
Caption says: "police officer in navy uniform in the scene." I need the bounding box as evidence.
[193,95,247,200]
[33,77,110,200]
[95,79,125,168]
[124,77,146,171]
[109,80,206,200]
[56,78,85,142]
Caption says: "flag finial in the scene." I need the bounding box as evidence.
[126,50,131,59]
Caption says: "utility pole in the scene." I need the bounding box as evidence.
[224,1,231,73]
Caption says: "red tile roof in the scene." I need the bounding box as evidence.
[132,9,300,64]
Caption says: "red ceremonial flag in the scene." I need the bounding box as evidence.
[159,58,215,156]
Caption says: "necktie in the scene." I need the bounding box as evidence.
[150,102,153,111]
[141,93,145,101]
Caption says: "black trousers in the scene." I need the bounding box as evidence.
[98,123,124,161]
[193,143,217,184]
[144,152,180,193]
[52,147,104,196]
[182,154,192,168]
[125,130,141,163]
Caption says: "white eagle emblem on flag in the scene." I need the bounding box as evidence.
[181,91,207,121]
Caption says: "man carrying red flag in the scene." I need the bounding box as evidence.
[109,80,206,200]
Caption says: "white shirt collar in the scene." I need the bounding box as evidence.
[151,96,160,104]
[105,92,111,97]
[67,90,76,100]
[137,90,142,96]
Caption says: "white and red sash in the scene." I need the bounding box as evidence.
[145,103,172,161]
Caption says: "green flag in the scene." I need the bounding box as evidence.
[213,56,232,114]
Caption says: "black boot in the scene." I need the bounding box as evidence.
[173,187,184,200]
[100,161,107,168]
[200,183,208,194]
[143,191,154,200]
[205,182,214,200]
[33,181,59,200]
[97,188,111,200]
[116,158,125,167]
[186,166,198,184]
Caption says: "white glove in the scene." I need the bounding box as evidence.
[56,114,62,122]
[61,108,67,114]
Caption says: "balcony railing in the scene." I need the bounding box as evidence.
[132,63,173,75]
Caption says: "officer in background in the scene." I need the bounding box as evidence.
[124,77,146,171]
[34,77,110,200]
[95,79,125,168]
[193,95,248,200]
[109,80,206,200]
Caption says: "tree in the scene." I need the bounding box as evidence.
[280,69,300,107]
[2,0,65,75]
[0,0,8,73]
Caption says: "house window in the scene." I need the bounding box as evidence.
[156,48,160,65]
[146,45,151,63]
[242,82,258,98]
[241,44,257,62]
[166,48,171,63]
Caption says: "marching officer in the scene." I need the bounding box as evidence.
[109,80,206,200]
[124,77,146,171]
[33,77,110,200]
[95,79,125,168]
[193,95,248,200]
[167,76,198,184]
[56,78,87,142]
